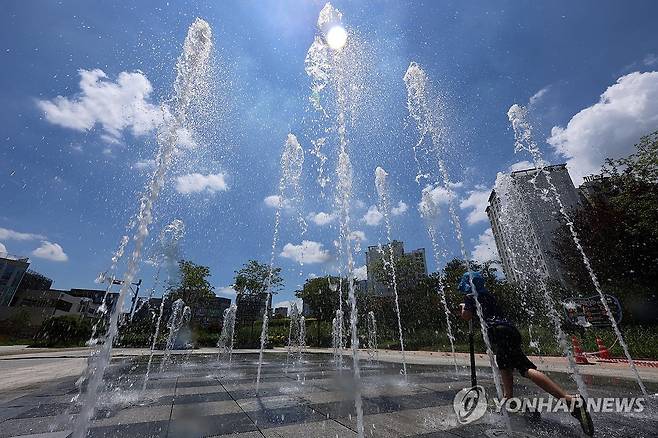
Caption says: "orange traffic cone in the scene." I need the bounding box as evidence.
[572,336,591,365]
[596,336,611,359]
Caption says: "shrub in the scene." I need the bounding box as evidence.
[32,315,93,347]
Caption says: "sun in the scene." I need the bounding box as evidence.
[326,25,348,51]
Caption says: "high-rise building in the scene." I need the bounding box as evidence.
[487,164,581,289]
[364,240,427,296]
[0,253,30,306]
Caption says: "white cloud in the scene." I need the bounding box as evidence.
[472,229,498,263]
[459,188,491,226]
[509,160,534,172]
[363,205,383,226]
[307,211,336,226]
[133,159,155,171]
[280,240,331,264]
[37,69,164,143]
[529,85,551,106]
[32,241,68,262]
[0,242,6,254]
[353,265,367,281]
[217,286,236,297]
[349,230,367,243]
[175,173,228,194]
[391,201,408,216]
[643,53,658,67]
[0,227,45,241]
[548,71,658,185]
[263,195,293,211]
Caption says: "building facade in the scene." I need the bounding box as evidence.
[487,164,581,289]
[235,292,271,325]
[364,241,427,296]
[0,254,30,306]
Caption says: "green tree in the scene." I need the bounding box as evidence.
[167,260,216,312]
[234,260,283,295]
[553,131,658,323]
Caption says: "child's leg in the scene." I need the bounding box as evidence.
[501,368,514,398]
[524,369,573,402]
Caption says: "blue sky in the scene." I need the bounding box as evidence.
[2,1,658,310]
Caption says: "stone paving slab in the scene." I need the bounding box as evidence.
[1,353,657,437]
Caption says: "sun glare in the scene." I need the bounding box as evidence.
[326,25,348,50]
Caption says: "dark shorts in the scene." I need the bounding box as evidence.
[488,323,537,377]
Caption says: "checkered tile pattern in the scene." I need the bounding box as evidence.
[1,354,656,437]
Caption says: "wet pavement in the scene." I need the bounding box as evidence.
[0,353,656,437]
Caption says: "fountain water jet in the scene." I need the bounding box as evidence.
[366,311,378,365]
[71,18,213,438]
[374,167,407,377]
[143,219,186,389]
[160,299,190,373]
[418,188,458,372]
[305,4,368,435]
[256,133,305,393]
[508,103,647,397]
[217,304,237,367]
[404,62,510,431]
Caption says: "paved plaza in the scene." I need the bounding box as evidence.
[0,352,657,437]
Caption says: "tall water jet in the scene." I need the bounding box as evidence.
[374,167,407,377]
[256,133,305,393]
[298,315,307,362]
[508,103,647,396]
[329,279,344,370]
[72,19,213,438]
[305,5,365,435]
[160,299,190,373]
[404,62,509,430]
[217,304,237,367]
[332,308,344,368]
[144,219,186,389]
[366,311,378,365]
[286,303,301,371]
[418,188,458,372]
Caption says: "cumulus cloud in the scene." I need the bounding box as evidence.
[459,187,491,225]
[133,159,155,171]
[37,69,163,143]
[0,227,45,241]
[32,241,68,262]
[0,242,6,254]
[548,71,658,185]
[217,286,237,297]
[363,205,383,226]
[263,195,293,211]
[280,240,331,264]
[353,265,367,281]
[175,173,228,194]
[349,230,367,243]
[307,211,336,226]
[509,160,534,172]
[391,201,408,216]
[471,229,498,263]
